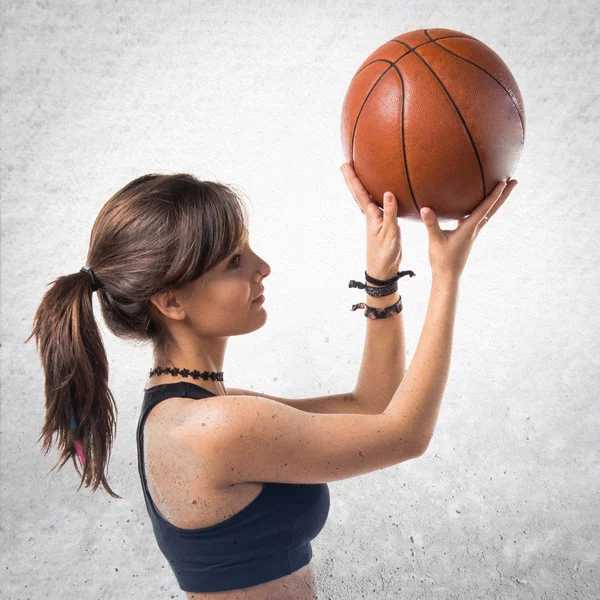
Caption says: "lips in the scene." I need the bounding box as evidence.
[254,289,264,300]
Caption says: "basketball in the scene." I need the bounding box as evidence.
[340,28,525,222]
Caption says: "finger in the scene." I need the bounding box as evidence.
[383,192,397,224]
[354,195,364,214]
[340,163,373,214]
[456,180,517,226]
[479,179,519,224]
[340,163,363,213]
[465,179,515,233]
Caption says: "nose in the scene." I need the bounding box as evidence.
[256,259,271,281]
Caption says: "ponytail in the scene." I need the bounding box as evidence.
[25,269,121,498]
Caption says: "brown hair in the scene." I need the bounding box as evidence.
[25,173,250,498]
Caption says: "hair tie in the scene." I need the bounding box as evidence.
[80,266,102,292]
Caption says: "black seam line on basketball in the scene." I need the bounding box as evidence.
[349,35,473,85]
[395,36,487,202]
[348,59,420,215]
[391,63,420,215]
[348,59,396,171]
[423,30,525,141]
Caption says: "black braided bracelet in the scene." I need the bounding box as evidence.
[349,269,416,319]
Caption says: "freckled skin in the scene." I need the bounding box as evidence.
[144,400,319,600]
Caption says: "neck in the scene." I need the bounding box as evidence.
[145,368,227,396]
[148,334,229,395]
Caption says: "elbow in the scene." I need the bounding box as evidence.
[411,436,432,458]
[410,445,427,459]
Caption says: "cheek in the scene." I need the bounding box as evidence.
[217,282,251,310]
[196,279,251,317]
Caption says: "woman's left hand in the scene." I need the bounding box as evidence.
[340,162,402,280]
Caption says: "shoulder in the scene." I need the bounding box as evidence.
[143,393,228,437]
[173,393,246,448]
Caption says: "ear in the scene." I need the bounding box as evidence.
[149,289,188,322]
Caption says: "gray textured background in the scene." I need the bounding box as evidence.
[2,1,599,598]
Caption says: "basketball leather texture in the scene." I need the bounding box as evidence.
[341,28,525,222]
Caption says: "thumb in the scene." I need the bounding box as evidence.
[420,207,435,225]
[384,192,397,222]
[420,207,441,236]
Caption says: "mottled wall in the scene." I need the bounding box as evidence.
[1,0,598,598]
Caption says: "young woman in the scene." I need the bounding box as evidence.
[26,167,517,599]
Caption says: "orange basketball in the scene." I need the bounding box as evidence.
[341,28,525,222]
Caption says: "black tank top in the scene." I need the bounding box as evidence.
[136,381,331,593]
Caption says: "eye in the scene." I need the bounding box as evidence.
[229,254,242,268]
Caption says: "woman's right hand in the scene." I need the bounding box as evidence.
[420,179,519,279]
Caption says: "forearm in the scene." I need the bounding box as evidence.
[383,275,460,454]
[352,289,406,414]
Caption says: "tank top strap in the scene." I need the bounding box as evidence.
[136,381,218,507]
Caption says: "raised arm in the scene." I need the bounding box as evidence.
[381,274,459,455]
